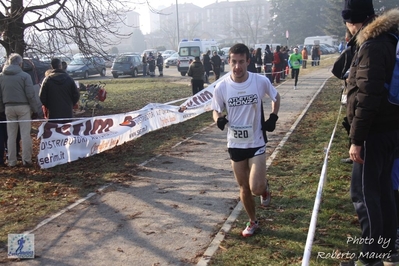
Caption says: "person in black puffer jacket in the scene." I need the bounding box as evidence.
[39,58,80,124]
[187,56,205,95]
[341,1,399,264]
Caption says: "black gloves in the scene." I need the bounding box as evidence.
[31,112,38,120]
[217,115,228,131]
[263,113,278,132]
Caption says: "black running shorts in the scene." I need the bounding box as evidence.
[228,145,266,162]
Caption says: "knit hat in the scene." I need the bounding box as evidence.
[342,0,374,23]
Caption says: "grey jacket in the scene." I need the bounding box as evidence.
[0,64,38,113]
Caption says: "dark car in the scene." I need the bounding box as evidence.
[111,54,144,78]
[66,56,106,79]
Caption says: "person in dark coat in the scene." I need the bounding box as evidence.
[202,50,212,83]
[263,45,273,82]
[311,45,320,66]
[39,58,80,124]
[147,52,156,77]
[340,1,399,264]
[247,48,256,73]
[280,46,289,80]
[142,53,148,77]
[210,51,222,81]
[156,52,164,77]
[255,47,263,73]
[187,56,205,95]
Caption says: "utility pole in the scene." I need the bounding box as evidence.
[176,0,180,48]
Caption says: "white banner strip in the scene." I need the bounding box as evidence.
[37,80,220,169]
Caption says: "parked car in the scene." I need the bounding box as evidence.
[321,43,339,53]
[66,56,106,79]
[220,47,230,64]
[161,50,176,60]
[142,49,157,57]
[111,54,144,78]
[164,52,179,68]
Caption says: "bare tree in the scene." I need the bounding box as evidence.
[0,0,135,58]
[160,16,178,49]
[221,0,266,46]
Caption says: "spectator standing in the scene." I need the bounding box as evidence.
[271,45,282,84]
[211,43,280,237]
[263,45,273,82]
[147,52,156,77]
[210,51,222,81]
[311,45,320,66]
[156,52,164,77]
[39,58,80,124]
[288,47,302,90]
[301,47,308,69]
[142,53,148,77]
[202,50,212,83]
[0,111,6,167]
[0,53,39,167]
[187,56,205,95]
[340,2,399,265]
[280,46,289,80]
[255,47,263,73]
[247,48,256,73]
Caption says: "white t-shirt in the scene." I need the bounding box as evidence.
[211,72,278,148]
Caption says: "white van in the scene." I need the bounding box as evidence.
[177,38,225,76]
[304,36,338,46]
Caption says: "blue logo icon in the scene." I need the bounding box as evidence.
[8,234,35,259]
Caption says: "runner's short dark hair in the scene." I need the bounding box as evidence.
[229,43,250,60]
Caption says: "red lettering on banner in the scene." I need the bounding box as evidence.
[185,90,213,108]
[42,119,114,139]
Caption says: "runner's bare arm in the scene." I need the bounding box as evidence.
[213,110,224,122]
[271,92,281,115]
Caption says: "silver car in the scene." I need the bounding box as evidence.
[164,52,179,68]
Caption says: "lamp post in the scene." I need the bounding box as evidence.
[286,30,289,48]
[176,0,180,48]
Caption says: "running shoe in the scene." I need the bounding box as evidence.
[242,221,259,237]
[260,182,271,207]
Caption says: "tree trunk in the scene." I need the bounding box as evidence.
[2,0,26,56]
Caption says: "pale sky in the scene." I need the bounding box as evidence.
[133,0,232,34]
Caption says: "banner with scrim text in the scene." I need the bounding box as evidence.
[37,83,217,168]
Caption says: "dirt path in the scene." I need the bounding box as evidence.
[3,67,333,266]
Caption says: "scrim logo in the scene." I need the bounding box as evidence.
[8,234,35,259]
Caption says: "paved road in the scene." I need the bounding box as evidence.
[2,66,333,265]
